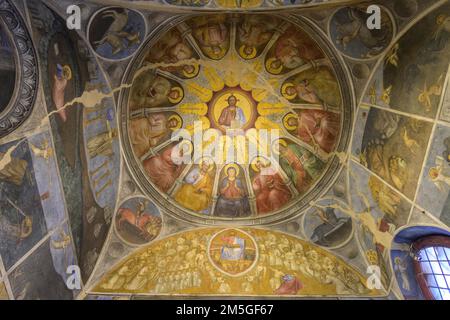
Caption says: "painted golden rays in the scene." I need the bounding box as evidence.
[123,14,348,222]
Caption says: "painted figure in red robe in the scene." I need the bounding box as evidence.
[274,275,303,295]
[252,160,291,214]
[143,143,188,192]
[287,110,340,153]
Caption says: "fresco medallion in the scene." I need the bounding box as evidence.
[329,5,394,60]
[114,197,163,245]
[208,229,258,277]
[88,7,146,61]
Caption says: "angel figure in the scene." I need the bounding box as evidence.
[428,156,450,192]
[418,74,444,113]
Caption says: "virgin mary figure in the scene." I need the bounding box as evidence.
[215,165,250,217]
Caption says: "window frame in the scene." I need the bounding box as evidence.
[412,235,450,300]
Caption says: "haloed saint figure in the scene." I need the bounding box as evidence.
[218,95,247,129]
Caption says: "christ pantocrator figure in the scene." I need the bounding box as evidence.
[218,95,247,129]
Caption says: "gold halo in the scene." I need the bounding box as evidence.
[168,87,184,104]
[223,163,240,177]
[182,63,200,78]
[265,57,283,75]
[62,65,72,80]
[227,93,240,102]
[177,140,193,155]
[199,157,215,172]
[167,114,183,130]
[239,45,257,59]
[272,139,288,155]
[283,113,299,131]
[281,82,297,100]
[250,156,270,172]
[428,167,439,180]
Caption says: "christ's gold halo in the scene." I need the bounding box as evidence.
[228,94,240,102]
[281,82,297,100]
[169,87,184,104]
[199,157,215,172]
[239,45,257,59]
[251,156,270,172]
[168,114,183,130]
[223,163,240,177]
[265,57,282,75]
[283,113,299,131]
[183,63,200,78]
[63,65,73,80]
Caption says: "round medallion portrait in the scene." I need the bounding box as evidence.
[302,205,353,249]
[208,229,258,277]
[114,197,162,245]
[88,7,146,61]
[329,5,394,60]
[120,14,353,225]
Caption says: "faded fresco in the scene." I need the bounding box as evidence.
[94,228,380,296]
[359,108,433,199]
[364,2,450,118]
[0,139,48,270]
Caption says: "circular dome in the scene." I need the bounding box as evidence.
[120,14,353,225]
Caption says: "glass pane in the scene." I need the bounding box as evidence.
[429,286,443,300]
[446,276,450,287]
[445,248,450,260]
[435,275,447,288]
[426,274,437,287]
[435,247,447,261]
[420,261,433,274]
[441,289,450,301]
[431,261,443,274]
[426,247,437,260]
[0,20,17,114]
[442,261,450,275]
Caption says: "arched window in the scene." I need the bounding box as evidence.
[412,236,450,300]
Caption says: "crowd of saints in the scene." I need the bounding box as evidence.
[124,15,344,217]
[95,228,378,296]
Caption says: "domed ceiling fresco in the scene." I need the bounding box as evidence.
[121,14,352,224]
[0,0,449,300]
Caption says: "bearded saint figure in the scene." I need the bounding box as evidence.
[129,113,181,158]
[252,160,291,214]
[142,143,188,192]
[286,110,340,153]
[271,28,323,70]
